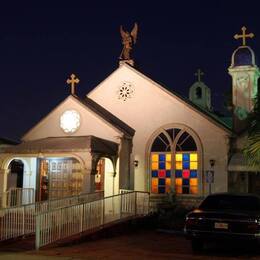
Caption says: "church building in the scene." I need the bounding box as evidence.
[0,26,259,207]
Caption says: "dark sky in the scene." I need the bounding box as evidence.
[0,1,259,140]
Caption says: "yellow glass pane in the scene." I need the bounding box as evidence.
[151,154,159,162]
[166,178,171,193]
[151,178,158,193]
[190,178,198,186]
[190,186,198,194]
[166,161,171,170]
[175,185,182,194]
[175,178,182,186]
[176,161,182,170]
[166,154,171,162]
[190,162,198,170]
[190,153,198,162]
[152,162,158,170]
[175,153,182,161]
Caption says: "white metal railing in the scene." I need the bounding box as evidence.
[35,191,150,249]
[0,191,104,242]
[1,188,35,208]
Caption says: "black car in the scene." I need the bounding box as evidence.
[184,193,260,251]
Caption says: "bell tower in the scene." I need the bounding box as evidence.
[228,26,260,133]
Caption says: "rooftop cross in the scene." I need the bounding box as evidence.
[234,26,254,46]
[194,69,204,82]
[66,74,80,95]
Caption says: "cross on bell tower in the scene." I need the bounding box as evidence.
[67,74,80,95]
[234,26,254,46]
[194,69,204,82]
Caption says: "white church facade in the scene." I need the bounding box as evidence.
[0,26,259,207]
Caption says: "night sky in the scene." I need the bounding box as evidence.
[0,1,259,140]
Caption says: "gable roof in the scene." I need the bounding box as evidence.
[22,94,135,140]
[0,137,19,145]
[88,63,232,134]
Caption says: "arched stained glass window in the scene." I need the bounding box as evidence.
[150,128,199,195]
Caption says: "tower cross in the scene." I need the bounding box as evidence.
[194,69,204,82]
[66,74,80,95]
[234,26,254,46]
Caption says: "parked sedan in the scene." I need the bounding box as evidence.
[184,193,260,251]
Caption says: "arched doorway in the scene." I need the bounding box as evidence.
[7,159,24,190]
[149,127,201,195]
[95,157,115,197]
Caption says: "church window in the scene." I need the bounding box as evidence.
[150,128,199,195]
[195,87,202,99]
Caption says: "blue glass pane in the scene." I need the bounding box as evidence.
[159,162,165,169]
[183,161,190,169]
[152,171,158,177]
[159,154,165,161]
[183,153,190,161]
[158,187,165,193]
[159,178,165,185]
[175,170,182,178]
[166,170,171,177]
[190,170,197,178]
[182,187,189,194]
[183,179,189,185]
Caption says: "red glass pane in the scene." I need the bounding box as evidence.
[183,170,190,179]
[158,170,166,178]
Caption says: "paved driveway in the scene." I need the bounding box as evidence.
[2,230,260,259]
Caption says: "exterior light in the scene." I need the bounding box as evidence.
[134,160,139,167]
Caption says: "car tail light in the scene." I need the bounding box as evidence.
[185,217,198,228]
[247,222,259,233]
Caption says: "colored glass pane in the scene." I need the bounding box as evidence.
[175,170,182,178]
[151,154,159,162]
[183,179,189,186]
[152,178,158,187]
[158,170,166,178]
[190,153,197,162]
[182,170,190,179]
[190,162,198,170]
[190,186,198,194]
[175,186,182,194]
[182,187,189,194]
[152,171,158,177]
[159,162,165,169]
[183,161,190,169]
[159,178,165,185]
[166,154,171,162]
[166,161,171,170]
[151,185,158,193]
[175,153,182,161]
[175,178,182,186]
[176,161,182,170]
[159,154,166,161]
[152,162,158,170]
[158,187,165,193]
[190,178,198,186]
[190,170,197,178]
[166,170,171,177]
[183,153,190,161]
[166,178,171,186]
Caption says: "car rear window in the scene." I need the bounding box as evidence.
[199,195,260,211]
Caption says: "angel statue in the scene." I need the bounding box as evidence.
[119,23,138,60]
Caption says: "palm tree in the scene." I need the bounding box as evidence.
[243,91,260,169]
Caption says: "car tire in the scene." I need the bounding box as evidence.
[191,239,204,252]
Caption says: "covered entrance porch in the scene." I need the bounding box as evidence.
[228,153,260,194]
[0,136,119,207]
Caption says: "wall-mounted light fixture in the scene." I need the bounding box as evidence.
[209,159,215,168]
[134,160,139,167]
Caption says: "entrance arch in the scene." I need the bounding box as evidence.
[147,124,203,195]
[7,159,24,190]
[95,157,116,197]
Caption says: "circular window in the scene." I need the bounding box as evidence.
[60,110,81,133]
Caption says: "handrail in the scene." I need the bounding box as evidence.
[35,191,150,249]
